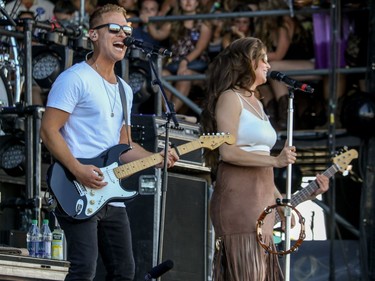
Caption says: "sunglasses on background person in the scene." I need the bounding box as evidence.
[92,23,133,36]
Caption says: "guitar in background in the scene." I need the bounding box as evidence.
[274,148,358,224]
[257,148,358,252]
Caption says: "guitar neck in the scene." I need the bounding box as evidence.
[275,163,339,224]
[113,139,203,179]
[290,164,338,206]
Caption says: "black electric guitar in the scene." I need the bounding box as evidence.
[47,134,235,220]
[274,148,358,224]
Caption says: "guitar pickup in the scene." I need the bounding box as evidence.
[73,180,86,196]
[139,175,158,195]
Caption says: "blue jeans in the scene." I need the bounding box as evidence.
[56,205,135,281]
[165,59,208,74]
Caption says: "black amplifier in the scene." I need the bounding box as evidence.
[131,114,209,171]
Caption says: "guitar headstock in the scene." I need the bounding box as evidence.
[332,148,358,174]
[199,133,235,150]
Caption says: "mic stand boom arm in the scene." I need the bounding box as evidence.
[145,51,179,276]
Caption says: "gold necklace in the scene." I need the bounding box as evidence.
[95,63,117,118]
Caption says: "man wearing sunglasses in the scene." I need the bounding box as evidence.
[40,4,179,280]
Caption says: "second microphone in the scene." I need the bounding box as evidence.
[124,37,173,57]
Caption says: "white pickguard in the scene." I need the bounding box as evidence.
[83,162,137,216]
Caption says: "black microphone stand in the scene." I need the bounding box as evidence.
[143,48,179,274]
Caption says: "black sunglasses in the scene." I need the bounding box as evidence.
[93,23,133,36]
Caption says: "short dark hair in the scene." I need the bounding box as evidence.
[54,0,76,15]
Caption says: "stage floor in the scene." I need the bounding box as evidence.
[0,254,69,281]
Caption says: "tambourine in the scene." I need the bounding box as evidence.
[256,203,306,255]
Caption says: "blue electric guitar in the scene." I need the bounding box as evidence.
[47,134,235,220]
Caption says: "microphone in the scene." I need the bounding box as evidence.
[144,260,174,280]
[269,71,314,93]
[124,37,172,57]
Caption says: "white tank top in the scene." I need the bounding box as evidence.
[235,92,277,153]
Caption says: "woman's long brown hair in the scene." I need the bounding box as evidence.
[200,37,266,178]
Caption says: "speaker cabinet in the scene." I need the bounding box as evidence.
[126,170,211,281]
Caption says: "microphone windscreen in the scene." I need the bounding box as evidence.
[269,71,280,80]
[124,37,134,47]
[148,260,174,278]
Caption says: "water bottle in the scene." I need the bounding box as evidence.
[41,219,52,259]
[26,219,41,257]
[51,225,64,260]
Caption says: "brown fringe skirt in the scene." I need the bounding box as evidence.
[210,162,283,281]
[212,233,283,281]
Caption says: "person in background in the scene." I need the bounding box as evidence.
[147,0,212,113]
[207,6,224,61]
[255,0,317,130]
[221,3,254,48]
[52,0,76,24]
[118,0,139,27]
[133,0,161,45]
[70,0,98,29]
[126,0,162,114]
[40,4,178,280]
[200,37,329,281]
[118,0,139,13]
[5,0,55,21]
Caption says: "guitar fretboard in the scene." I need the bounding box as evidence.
[113,140,203,179]
[275,163,339,224]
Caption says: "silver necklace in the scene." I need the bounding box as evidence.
[96,63,117,118]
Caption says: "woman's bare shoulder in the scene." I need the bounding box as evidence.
[217,89,241,109]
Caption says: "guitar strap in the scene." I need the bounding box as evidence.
[116,76,131,145]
